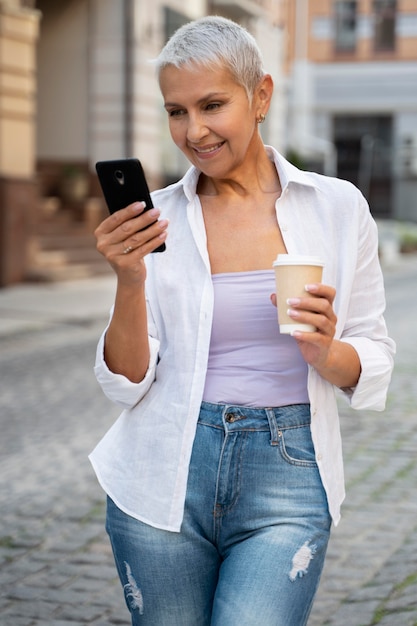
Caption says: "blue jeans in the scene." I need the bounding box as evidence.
[106,402,331,625]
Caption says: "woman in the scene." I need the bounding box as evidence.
[90,16,395,626]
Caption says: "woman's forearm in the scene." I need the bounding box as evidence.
[104,282,150,383]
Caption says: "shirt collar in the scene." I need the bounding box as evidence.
[265,146,321,192]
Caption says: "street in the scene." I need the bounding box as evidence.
[0,311,126,623]
[0,256,417,625]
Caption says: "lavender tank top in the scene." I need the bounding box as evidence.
[202,270,309,408]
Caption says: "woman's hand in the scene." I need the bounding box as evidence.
[94,201,169,285]
[283,283,337,370]
[271,283,361,388]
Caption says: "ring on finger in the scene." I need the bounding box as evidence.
[123,245,133,255]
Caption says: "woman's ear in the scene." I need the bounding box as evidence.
[255,74,274,117]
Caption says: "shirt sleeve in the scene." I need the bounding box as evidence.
[337,194,395,410]
[339,335,394,410]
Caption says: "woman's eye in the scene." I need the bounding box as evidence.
[206,102,221,111]
[168,109,185,117]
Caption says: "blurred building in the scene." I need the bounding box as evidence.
[1,0,416,285]
[282,0,417,221]
[0,0,284,284]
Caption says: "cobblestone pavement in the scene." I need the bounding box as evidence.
[0,258,416,625]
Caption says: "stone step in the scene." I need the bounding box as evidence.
[29,227,112,283]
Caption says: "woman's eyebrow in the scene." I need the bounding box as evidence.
[164,92,228,108]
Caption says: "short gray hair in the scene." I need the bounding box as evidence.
[155,16,265,100]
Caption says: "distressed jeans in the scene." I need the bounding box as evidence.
[106,402,331,626]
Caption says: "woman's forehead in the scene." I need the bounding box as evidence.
[159,63,241,96]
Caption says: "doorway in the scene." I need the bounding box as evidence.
[334,115,393,217]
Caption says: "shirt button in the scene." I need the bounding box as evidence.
[316,453,323,461]
[281,223,288,231]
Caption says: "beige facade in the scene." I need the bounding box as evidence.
[0,1,40,285]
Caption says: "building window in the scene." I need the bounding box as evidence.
[334,1,357,52]
[374,0,396,51]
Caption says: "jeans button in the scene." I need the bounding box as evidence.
[225,412,245,423]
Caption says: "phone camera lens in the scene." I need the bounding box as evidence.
[114,170,125,185]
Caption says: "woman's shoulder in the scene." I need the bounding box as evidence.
[270,147,365,205]
[306,169,363,199]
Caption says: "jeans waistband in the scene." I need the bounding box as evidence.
[199,401,311,433]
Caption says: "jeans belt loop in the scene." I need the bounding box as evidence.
[266,408,280,445]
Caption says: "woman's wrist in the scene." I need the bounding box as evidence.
[315,340,361,389]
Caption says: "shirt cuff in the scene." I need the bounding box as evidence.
[94,328,160,409]
[338,336,394,411]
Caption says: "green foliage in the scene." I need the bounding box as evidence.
[285,149,308,170]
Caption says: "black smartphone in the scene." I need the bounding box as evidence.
[95,158,166,253]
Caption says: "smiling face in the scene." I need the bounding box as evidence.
[159,63,269,183]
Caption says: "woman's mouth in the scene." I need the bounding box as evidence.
[193,142,225,157]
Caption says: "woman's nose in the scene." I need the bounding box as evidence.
[186,113,209,143]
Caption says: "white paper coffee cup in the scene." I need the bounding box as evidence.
[272,254,324,334]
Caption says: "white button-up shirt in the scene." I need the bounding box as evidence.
[89,148,395,531]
